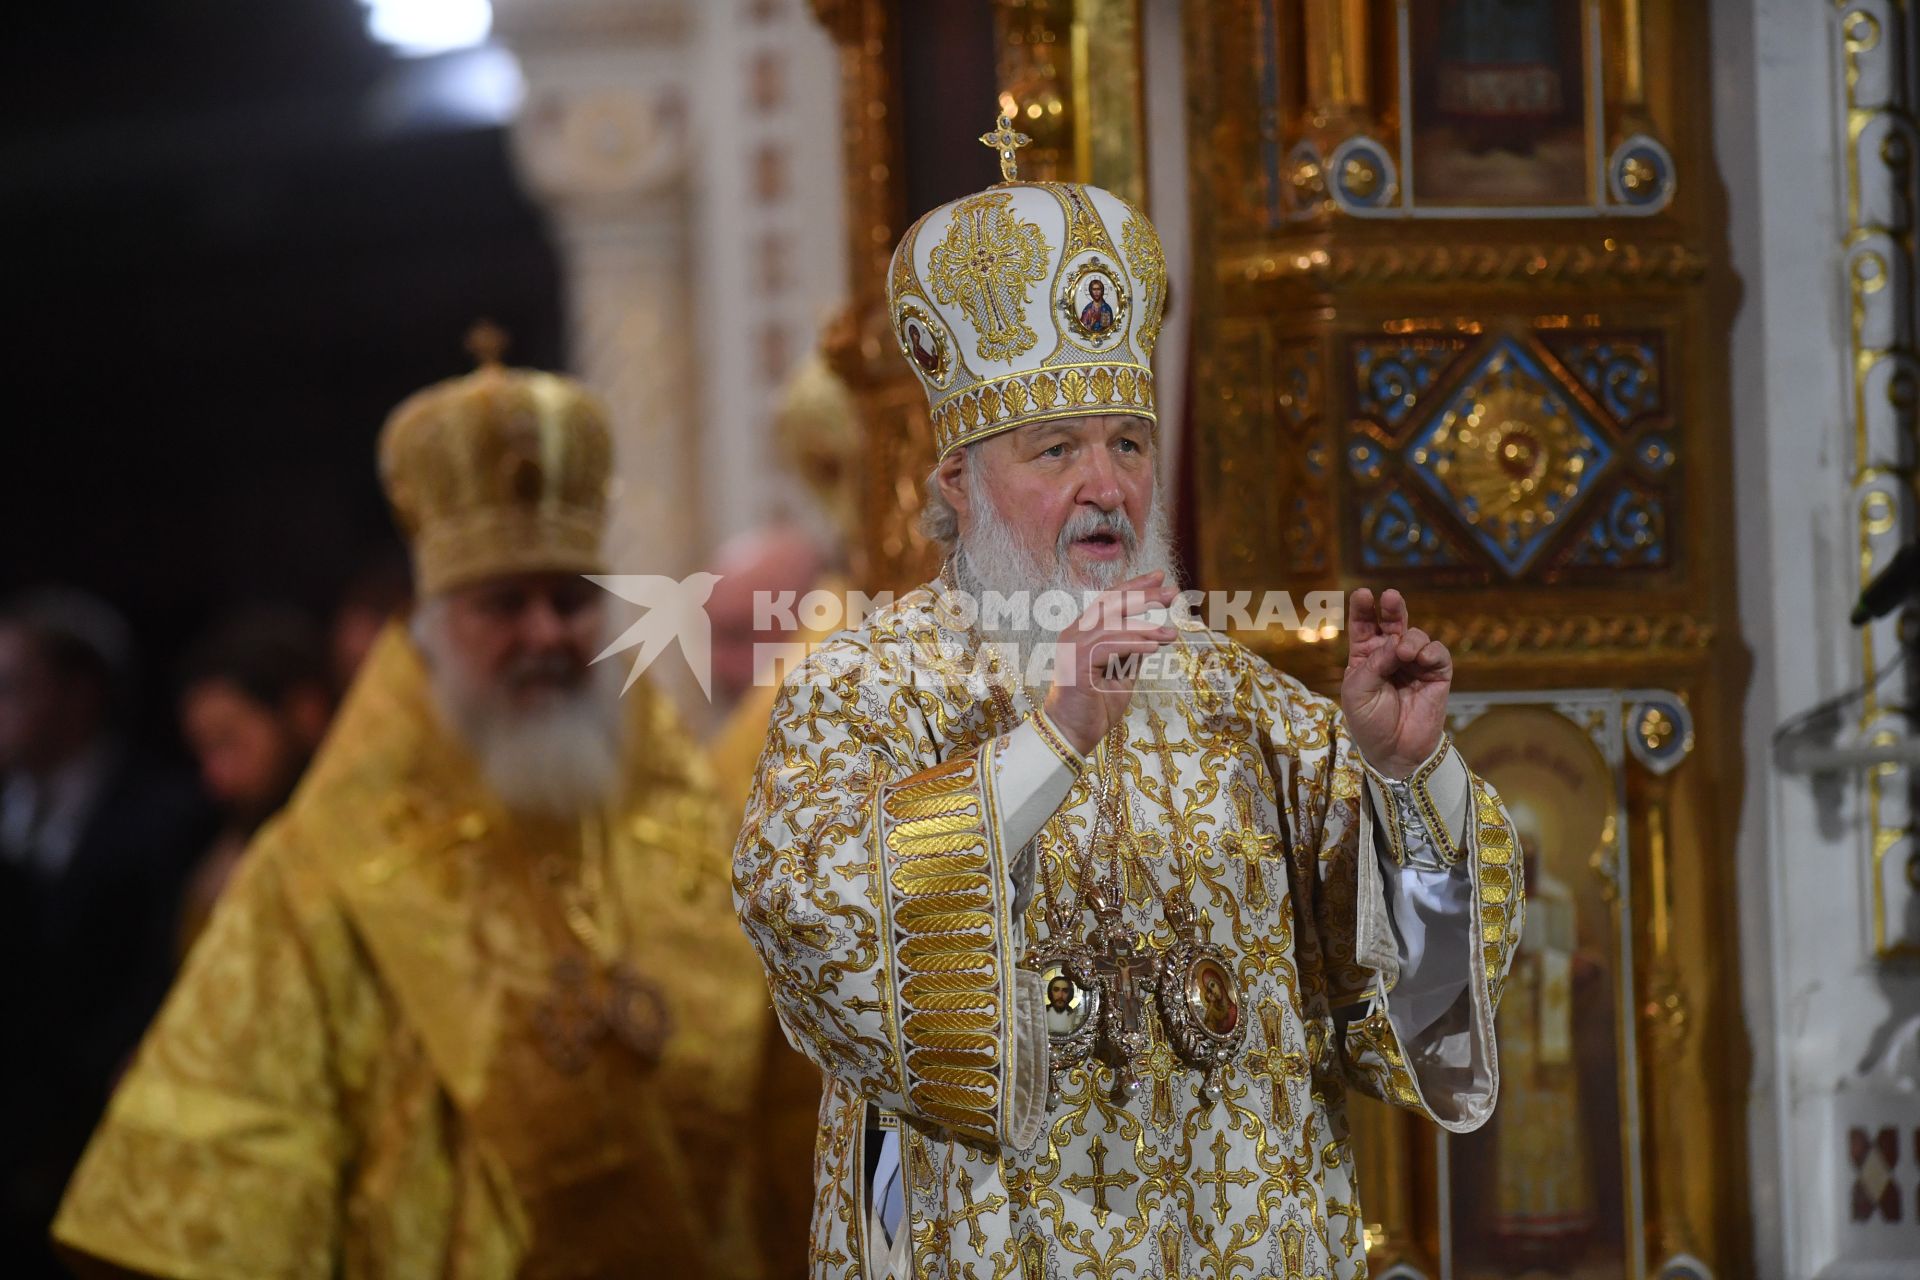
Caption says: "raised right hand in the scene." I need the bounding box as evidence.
[1042,571,1179,756]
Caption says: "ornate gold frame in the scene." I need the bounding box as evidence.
[1183,2,1747,1276]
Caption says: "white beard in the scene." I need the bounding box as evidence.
[413,604,627,819]
[951,469,1180,684]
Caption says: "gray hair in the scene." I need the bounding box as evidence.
[919,457,964,550]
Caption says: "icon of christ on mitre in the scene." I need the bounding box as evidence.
[732,114,1524,1279]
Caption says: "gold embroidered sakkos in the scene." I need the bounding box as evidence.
[55,628,773,1279]
[733,586,1525,1280]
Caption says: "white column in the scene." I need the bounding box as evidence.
[496,0,701,577]
[1718,0,1920,1274]
[687,0,847,549]
[495,0,846,572]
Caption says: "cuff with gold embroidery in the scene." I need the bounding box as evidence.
[1362,735,1469,869]
[1029,706,1091,774]
[877,753,1034,1145]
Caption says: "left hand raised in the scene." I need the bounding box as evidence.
[1340,588,1453,778]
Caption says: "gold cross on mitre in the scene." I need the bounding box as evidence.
[980,111,1032,182]
[465,318,510,369]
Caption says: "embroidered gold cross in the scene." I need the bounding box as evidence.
[1242,1001,1310,1131]
[1218,778,1284,909]
[1195,1128,1258,1217]
[946,1167,1007,1252]
[1141,1028,1181,1129]
[1061,1134,1137,1226]
[979,111,1032,182]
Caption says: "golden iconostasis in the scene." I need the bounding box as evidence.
[809,2,1742,1275]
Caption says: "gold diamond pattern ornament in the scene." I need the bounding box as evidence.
[1408,339,1615,576]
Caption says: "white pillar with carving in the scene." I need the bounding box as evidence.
[494,0,700,577]
[1718,0,1920,1274]
[497,0,845,577]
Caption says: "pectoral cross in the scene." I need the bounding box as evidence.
[1060,1134,1137,1226]
[1085,886,1156,1102]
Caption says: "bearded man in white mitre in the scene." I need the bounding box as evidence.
[733,120,1525,1280]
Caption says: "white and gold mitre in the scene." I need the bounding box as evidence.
[887,114,1168,460]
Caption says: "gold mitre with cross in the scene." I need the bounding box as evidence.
[887,114,1168,460]
[378,323,613,597]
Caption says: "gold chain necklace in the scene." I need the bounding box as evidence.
[1031,716,1249,1105]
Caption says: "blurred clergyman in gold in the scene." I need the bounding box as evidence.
[704,351,863,1277]
[53,331,774,1279]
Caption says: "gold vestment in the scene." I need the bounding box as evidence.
[734,584,1524,1279]
[55,626,773,1279]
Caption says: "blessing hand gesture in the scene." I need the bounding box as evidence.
[1339,588,1452,778]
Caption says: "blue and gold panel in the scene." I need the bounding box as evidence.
[1406,337,1615,577]
[1339,328,1679,583]
[1352,337,1473,434]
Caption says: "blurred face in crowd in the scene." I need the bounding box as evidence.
[937,414,1170,596]
[181,677,329,823]
[706,530,826,710]
[0,622,104,774]
[414,571,625,817]
[433,572,606,712]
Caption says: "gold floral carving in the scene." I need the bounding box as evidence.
[927,191,1053,362]
[1224,242,1710,290]
[1430,612,1714,657]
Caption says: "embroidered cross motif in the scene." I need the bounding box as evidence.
[1060,1134,1137,1226]
[1218,778,1284,909]
[1195,1128,1258,1216]
[947,1167,1008,1252]
[1242,1000,1310,1130]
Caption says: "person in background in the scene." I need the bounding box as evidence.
[327,553,412,692]
[705,352,865,1278]
[53,340,778,1279]
[174,607,335,951]
[0,589,210,1280]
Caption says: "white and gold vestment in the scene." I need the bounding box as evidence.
[733,588,1524,1279]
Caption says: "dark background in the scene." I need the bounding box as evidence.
[0,0,564,750]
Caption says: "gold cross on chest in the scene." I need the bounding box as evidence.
[979,111,1032,182]
[1091,925,1156,1038]
[1195,1129,1258,1217]
[1061,1134,1138,1226]
[945,1168,1007,1252]
[1218,778,1285,910]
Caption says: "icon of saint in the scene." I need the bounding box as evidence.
[1046,974,1084,1035]
[1079,279,1115,334]
[907,322,939,375]
[1195,963,1237,1036]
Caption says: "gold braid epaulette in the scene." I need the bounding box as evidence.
[1472,776,1524,1009]
[881,752,1008,1141]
